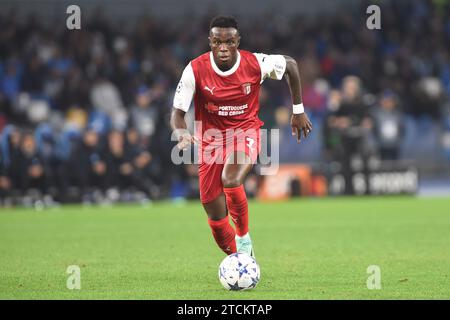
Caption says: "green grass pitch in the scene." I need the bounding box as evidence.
[1,197,449,299]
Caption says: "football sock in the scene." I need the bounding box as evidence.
[208,216,237,255]
[223,185,249,237]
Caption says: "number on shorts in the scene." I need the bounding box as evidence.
[246,137,255,153]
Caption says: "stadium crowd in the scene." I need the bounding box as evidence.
[1,0,450,206]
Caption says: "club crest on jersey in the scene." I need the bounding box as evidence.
[241,82,251,95]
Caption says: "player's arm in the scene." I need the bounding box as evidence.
[170,63,196,150]
[170,109,194,150]
[255,53,312,143]
[283,55,313,143]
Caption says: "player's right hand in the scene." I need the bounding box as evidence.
[177,132,196,150]
[291,113,313,143]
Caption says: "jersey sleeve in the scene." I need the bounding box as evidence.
[253,53,287,83]
[173,62,196,112]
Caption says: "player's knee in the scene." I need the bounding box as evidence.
[221,175,241,188]
[207,212,227,221]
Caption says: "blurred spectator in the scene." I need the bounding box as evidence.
[64,128,108,202]
[0,153,11,204]
[1,60,22,101]
[411,77,446,119]
[302,79,329,116]
[16,131,48,196]
[125,126,159,190]
[322,89,343,159]
[129,85,159,143]
[21,53,46,94]
[324,76,373,194]
[90,77,128,130]
[105,130,154,201]
[105,131,134,195]
[1,125,22,189]
[441,102,450,160]
[372,90,405,160]
[336,76,373,143]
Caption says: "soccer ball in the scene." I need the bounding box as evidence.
[218,252,260,291]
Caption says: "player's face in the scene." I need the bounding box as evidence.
[209,27,240,70]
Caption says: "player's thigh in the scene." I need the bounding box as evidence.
[199,162,224,204]
[221,151,253,188]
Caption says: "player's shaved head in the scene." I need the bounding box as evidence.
[209,27,239,38]
[209,15,239,32]
[208,16,241,71]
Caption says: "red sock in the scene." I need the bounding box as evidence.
[223,185,249,237]
[208,216,237,255]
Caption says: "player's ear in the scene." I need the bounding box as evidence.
[208,35,212,49]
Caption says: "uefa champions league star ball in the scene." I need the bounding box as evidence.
[218,253,260,291]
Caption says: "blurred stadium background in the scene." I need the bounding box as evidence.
[1,0,450,208]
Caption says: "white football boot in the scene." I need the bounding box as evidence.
[235,233,255,259]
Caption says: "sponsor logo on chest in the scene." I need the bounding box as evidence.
[204,85,215,95]
[205,103,249,116]
[202,81,253,115]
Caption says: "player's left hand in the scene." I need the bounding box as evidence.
[177,132,197,150]
[291,113,312,143]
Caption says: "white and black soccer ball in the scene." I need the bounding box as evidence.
[218,253,260,291]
